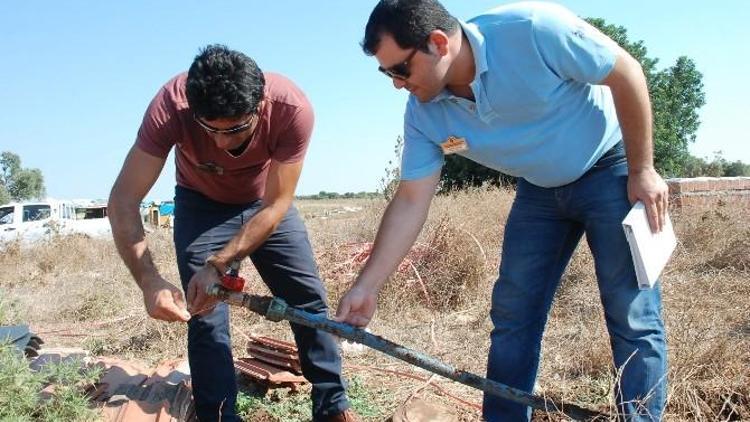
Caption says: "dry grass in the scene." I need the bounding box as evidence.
[1,188,748,421]
[0,233,187,363]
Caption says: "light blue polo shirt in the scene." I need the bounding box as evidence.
[401,1,623,188]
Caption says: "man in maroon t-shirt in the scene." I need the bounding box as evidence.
[108,45,358,422]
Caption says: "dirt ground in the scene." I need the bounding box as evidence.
[1,189,748,421]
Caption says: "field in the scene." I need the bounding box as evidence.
[1,187,748,421]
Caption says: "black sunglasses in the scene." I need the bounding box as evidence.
[378,48,419,80]
[194,113,256,135]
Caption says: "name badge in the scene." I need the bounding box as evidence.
[440,136,468,155]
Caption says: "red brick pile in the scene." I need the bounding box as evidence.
[667,177,750,208]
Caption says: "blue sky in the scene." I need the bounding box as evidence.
[1,1,748,201]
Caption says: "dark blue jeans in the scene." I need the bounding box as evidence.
[483,143,668,421]
[173,186,350,422]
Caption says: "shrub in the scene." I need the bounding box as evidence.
[0,343,102,421]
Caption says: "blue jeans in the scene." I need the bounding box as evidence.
[483,143,667,421]
[173,186,350,421]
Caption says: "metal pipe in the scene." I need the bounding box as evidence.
[207,284,608,421]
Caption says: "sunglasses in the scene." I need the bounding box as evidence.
[378,47,419,80]
[194,113,256,135]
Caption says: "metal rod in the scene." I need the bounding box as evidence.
[208,284,608,421]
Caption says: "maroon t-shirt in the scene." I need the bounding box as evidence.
[136,72,314,204]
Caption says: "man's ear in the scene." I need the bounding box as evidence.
[427,30,450,56]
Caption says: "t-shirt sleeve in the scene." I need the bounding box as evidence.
[531,3,618,84]
[135,85,180,158]
[271,103,314,164]
[400,105,443,181]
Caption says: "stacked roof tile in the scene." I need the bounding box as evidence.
[234,335,307,392]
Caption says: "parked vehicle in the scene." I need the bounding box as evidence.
[0,200,111,245]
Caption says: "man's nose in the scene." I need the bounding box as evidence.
[392,77,407,90]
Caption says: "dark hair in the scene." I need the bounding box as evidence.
[186,44,265,120]
[362,0,459,56]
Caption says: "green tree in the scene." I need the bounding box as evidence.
[650,57,706,175]
[439,17,706,191]
[723,160,750,177]
[380,136,403,200]
[0,152,46,202]
[0,184,10,205]
[588,18,705,176]
[682,155,705,177]
[683,155,722,177]
[440,155,515,191]
[1,152,21,181]
[683,152,750,177]
[9,168,45,200]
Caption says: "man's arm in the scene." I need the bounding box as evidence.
[213,159,302,270]
[335,170,440,327]
[601,47,669,232]
[109,146,191,322]
[186,159,304,314]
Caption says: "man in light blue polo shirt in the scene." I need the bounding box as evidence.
[335,1,668,420]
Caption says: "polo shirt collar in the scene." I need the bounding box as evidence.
[429,20,489,103]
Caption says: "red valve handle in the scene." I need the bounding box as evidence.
[220,274,245,292]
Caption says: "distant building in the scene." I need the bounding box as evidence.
[142,201,175,228]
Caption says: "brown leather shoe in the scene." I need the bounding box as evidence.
[323,408,360,422]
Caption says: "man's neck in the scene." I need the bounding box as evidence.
[445,32,476,100]
[226,138,250,157]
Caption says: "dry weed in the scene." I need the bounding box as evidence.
[379,216,487,311]
[671,205,750,272]
[1,188,747,420]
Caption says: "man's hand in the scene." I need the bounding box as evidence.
[186,265,222,316]
[333,173,439,328]
[333,285,379,328]
[600,46,668,233]
[627,167,669,233]
[141,276,191,322]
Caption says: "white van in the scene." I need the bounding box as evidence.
[0,200,110,245]
[0,200,77,244]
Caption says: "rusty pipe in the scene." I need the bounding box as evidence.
[207,284,608,421]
